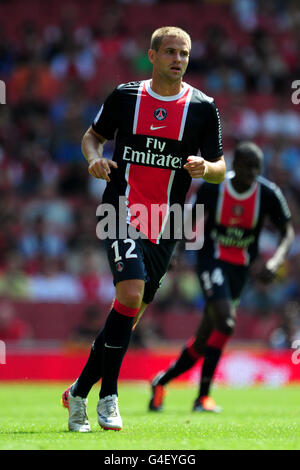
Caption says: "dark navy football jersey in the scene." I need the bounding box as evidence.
[92,80,223,244]
[194,173,291,266]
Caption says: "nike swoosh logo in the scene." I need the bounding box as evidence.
[104,343,123,349]
[150,125,167,131]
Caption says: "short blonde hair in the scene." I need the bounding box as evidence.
[150,26,191,52]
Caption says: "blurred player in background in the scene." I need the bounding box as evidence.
[61,25,226,432]
[148,141,294,413]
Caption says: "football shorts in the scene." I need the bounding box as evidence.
[196,255,249,304]
[104,235,176,304]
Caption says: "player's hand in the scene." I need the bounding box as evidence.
[256,259,278,284]
[183,156,207,179]
[88,158,118,182]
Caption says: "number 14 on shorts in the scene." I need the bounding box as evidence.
[200,268,224,292]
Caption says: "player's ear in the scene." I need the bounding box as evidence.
[148,49,155,64]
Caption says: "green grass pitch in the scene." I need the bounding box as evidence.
[0,382,299,450]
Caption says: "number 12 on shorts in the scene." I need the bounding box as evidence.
[111,239,138,262]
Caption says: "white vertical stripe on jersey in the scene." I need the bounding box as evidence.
[251,182,261,228]
[178,86,193,141]
[125,163,132,225]
[133,81,144,135]
[274,186,291,219]
[215,180,225,224]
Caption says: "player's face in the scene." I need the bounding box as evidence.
[233,154,263,188]
[148,36,190,83]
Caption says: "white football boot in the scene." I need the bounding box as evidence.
[62,385,91,432]
[97,394,122,431]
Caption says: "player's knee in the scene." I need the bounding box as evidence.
[122,291,143,308]
[218,316,235,336]
[116,279,144,308]
[116,285,144,309]
[211,301,236,337]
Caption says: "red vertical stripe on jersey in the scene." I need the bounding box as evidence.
[126,81,191,243]
[218,245,247,265]
[216,181,259,265]
[127,165,173,243]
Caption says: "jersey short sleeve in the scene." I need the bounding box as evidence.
[267,183,291,228]
[198,101,223,161]
[92,88,120,140]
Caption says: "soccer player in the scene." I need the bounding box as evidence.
[62,26,226,432]
[148,141,294,413]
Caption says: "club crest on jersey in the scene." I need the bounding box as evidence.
[154,108,167,121]
[233,205,244,216]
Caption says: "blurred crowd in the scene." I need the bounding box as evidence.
[0,0,300,345]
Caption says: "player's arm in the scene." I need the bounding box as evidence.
[81,126,117,182]
[183,155,225,183]
[184,99,225,182]
[258,220,294,283]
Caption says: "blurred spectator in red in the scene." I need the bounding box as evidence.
[68,245,114,303]
[77,247,102,301]
[93,3,127,63]
[0,300,32,341]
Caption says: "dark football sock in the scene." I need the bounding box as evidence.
[198,330,230,398]
[71,329,104,398]
[158,338,202,386]
[99,307,136,399]
[198,345,222,398]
